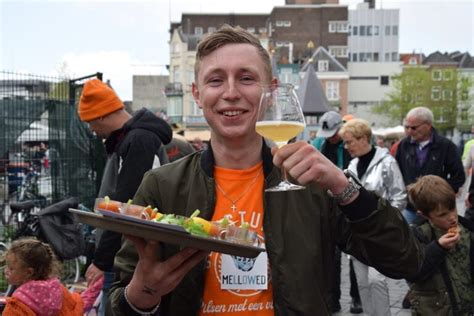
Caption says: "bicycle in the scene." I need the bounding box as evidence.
[0,198,85,295]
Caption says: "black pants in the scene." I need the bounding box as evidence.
[332,247,360,306]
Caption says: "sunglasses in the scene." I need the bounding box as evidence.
[404,123,424,131]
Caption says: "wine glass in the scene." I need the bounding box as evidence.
[256,83,306,192]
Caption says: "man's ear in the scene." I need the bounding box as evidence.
[192,83,202,109]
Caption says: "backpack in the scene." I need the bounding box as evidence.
[37,197,85,260]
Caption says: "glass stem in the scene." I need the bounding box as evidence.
[282,168,289,183]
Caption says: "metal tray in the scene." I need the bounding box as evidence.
[69,209,265,258]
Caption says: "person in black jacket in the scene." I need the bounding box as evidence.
[396,106,465,225]
[77,79,172,315]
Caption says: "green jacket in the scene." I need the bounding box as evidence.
[107,143,423,316]
[408,217,474,316]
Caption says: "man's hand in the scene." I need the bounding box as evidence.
[438,231,460,250]
[125,236,209,310]
[271,141,350,195]
[85,262,104,286]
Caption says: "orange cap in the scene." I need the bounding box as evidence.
[342,114,354,122]
[78,79,124,122]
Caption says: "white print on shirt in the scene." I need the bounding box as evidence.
[201,299,274,314]
[220,251,268,290]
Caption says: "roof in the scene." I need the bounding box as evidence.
[297,64,330,115]
[300,46,347,72]
[423,51,458,65]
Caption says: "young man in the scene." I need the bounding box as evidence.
[106,25,423,315]
[407,175,474,315]
[77,79,172,315]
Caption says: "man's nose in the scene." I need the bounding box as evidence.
[222,81,240,100]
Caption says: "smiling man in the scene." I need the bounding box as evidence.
[106,25,423,316]
[395,106,465,224]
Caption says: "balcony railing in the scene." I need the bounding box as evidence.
[164,82,183,96]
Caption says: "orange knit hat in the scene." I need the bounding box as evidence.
[78,79,124,122]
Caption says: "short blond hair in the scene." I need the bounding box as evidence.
[194,24,272,83]
[338,118,372,141]
[407,175,456,216]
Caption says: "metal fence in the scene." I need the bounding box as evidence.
[0,71,106,217]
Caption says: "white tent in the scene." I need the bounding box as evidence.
[372,125,405,139]
[17,122,49,142]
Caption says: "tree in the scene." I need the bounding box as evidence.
[373,66,470,133]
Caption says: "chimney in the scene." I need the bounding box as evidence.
[364,0,375,8]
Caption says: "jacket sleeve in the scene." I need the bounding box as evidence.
[337,190,424,279]
[405,240,447,283]
[384,157,407,211]
[444,140,466,193]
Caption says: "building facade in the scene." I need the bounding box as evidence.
[348,2,399,62]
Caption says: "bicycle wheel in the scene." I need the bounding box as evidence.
[0,242,9,293]
[61,257,82,286]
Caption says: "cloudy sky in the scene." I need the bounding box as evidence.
[1,0,473,100]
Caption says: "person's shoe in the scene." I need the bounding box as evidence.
[331,302,341,313]
[349,299,363,314]
[402,291,412,309]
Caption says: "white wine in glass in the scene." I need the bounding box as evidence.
[256,83,306,192]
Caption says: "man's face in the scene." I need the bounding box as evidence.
[192,43,273,141]
[326,132,341,144]
[86,117,109,138]
[404,115,432,142]
[424,207,458,232]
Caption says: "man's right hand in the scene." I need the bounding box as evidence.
[125,235,209,310]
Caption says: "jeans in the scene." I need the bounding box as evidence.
[402,209,419,225]
[98,271,115,316]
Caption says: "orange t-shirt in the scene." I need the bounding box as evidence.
[199,162,274,315]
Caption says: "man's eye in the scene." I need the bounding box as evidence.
[207,78,222,86]
[241,76,255,84]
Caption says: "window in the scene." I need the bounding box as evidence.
[173,66,180,82]
[352,26,358,35]
[172,42,180,53]
[392,53,398,61]
[208,27,216,33]
[329,46,348,58]
[372,26,379,36]
[431,87,441,100]
[247,27,255,33]
[432,70,442,81]
[259,27,267,34]
[326,81,339,101]
[318,60,329,72]
[392,25,398,36]
[380,76,389,85]
[374,52,379,61]
[329,21,348,33]
[385,52,390,61]
[276,20,291,27]
[194,27,203,35]
[385,25,391,36]
[444,70,453,80]
[275,41,290,47]
[360,25,366,36]
[352,53,358,61]
[443,90,453,100]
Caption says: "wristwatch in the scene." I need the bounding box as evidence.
[327,169,361,204]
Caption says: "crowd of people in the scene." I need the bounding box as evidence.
[1,25,473,316]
